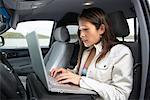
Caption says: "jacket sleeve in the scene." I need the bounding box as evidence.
[79,47,133,100]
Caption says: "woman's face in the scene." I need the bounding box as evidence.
[79,19,105,47]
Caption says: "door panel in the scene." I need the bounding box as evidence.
[1,48,49,75]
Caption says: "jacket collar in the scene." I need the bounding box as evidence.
[85,42,102,55]
[94,42,102,56]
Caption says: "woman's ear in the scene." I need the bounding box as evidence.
[98,24,105,35]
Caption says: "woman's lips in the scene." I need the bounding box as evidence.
[82,40,88,44]
[82,39,87,42]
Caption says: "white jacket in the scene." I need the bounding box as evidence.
[74,42,133,100]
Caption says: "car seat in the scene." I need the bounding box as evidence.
[109,11,142,100]
[0,53,27,100]
[44,26,74,72]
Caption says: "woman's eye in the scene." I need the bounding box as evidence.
[79,28,89,32]
[83,28,88,31]
[82,28,89,31]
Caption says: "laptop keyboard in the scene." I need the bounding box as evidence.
[47,75,97,94]
[48,76,73,88]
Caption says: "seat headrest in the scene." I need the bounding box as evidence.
[53,26,70,42]
[108,11,129,37]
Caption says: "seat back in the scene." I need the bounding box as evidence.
[109,11,142,100]
[44,26,74,71]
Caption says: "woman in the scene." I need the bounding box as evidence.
[51,7,133,100]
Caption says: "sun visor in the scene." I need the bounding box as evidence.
[3,0,54,29]
[3,0,53,10]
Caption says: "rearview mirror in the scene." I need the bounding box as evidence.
[0,35,4,47]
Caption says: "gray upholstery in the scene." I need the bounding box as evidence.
[53,26,70,42]
[44,27,74,72]
[109,11,130,37]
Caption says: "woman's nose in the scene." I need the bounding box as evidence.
[80,31,85,38]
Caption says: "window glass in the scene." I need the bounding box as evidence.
[66,25,78,42]
[1,21,54,48]
[117,18,135,42]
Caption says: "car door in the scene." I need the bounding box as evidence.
[132,0,150,99]
[142,0,150,99]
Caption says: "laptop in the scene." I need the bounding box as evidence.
[26,31,96,95]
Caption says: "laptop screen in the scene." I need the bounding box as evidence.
[26,31,49,89]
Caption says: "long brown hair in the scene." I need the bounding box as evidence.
[76,7,116,72]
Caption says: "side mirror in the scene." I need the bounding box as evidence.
[0,35,4,47]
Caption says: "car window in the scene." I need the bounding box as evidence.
[66,25,78,42]
[1,21,54,49]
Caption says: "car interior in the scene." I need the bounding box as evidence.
[0,0,149,100]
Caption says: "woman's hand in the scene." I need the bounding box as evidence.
[50,68,81,85]
[51,67,67,78]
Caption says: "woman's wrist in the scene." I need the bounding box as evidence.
[78,76,82,85]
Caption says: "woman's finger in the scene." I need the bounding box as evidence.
[56,73,71,81]
[59,78,71,84]
[51,68,60,77]
[53,68,67,78]
[50,68,56,77]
